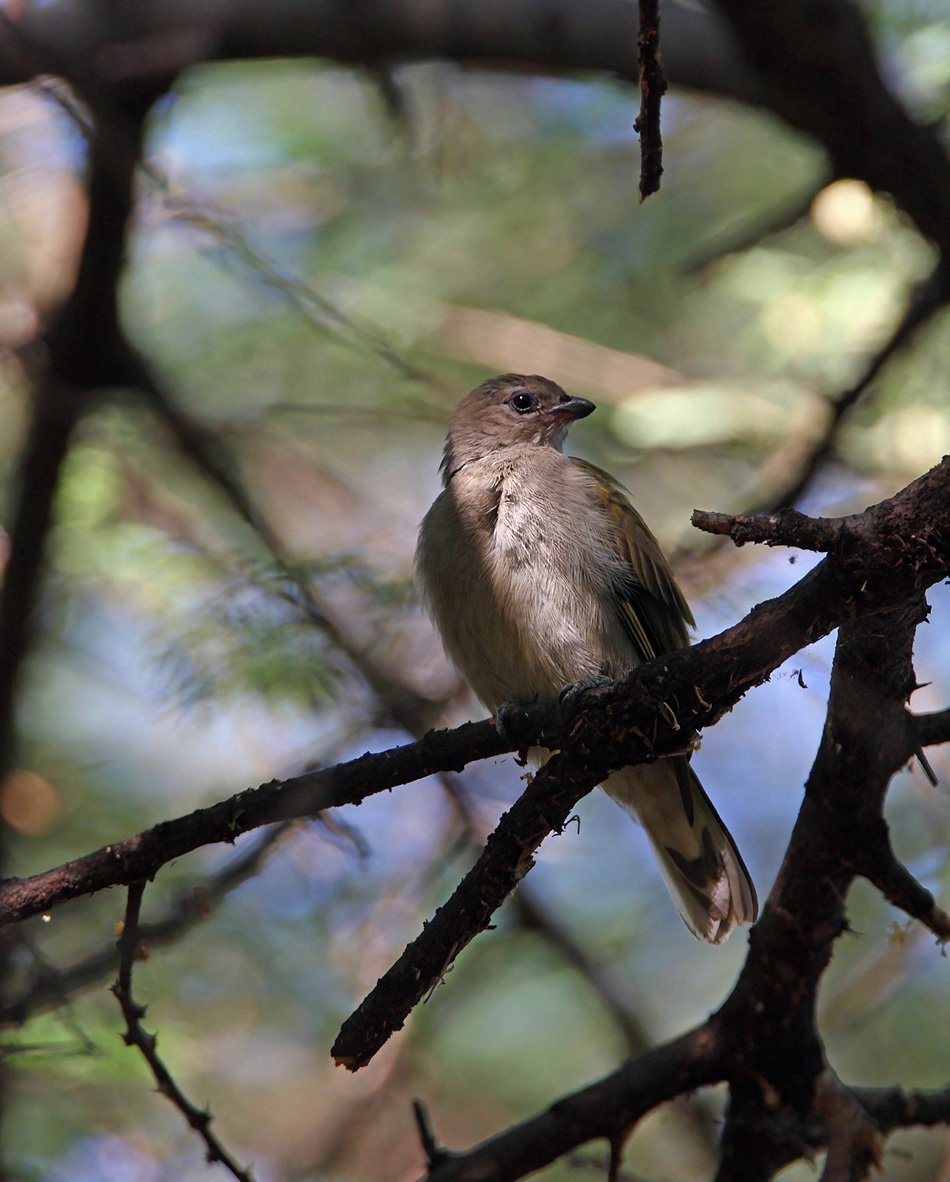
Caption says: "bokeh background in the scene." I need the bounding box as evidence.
[2,4,950,1178]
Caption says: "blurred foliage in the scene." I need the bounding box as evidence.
[0,4,949,1178]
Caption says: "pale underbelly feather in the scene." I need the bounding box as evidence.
[452,477,626,708]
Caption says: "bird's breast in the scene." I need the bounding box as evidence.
[417,451,633,709]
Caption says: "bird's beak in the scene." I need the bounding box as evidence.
[546,396,596,422]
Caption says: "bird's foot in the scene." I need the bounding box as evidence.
[558,675,614,712]
[494,701,537,765]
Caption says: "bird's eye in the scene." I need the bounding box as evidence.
[509,391,536,413]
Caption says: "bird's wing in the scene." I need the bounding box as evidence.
[571,458,694,661]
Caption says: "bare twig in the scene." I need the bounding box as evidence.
[691,506,848,551]
[2,824,293,1026]
[634,0,665,200]
[112,882,256,1182]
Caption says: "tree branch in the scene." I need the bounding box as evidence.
[0,457,945,1033]
[0,1,765,106]
[409,592,950,1181]
[912,707,950,750]
[0,714,517,927]
[712,589,935,1174]
[422,1025,725,1182]
[856,1084,950,1134]
[332,458,950,1071]
[112,882,255,1182]
[0,98,148,779]
[0,824,293,1025]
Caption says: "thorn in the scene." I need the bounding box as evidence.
[412,1099,448,1168]
[915,747,939,787]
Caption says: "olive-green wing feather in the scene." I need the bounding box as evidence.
[572,458,694,661]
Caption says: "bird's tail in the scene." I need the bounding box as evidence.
[603,758,757,944]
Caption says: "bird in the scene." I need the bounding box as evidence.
[415,373,757,943]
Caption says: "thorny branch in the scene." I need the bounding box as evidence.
[713,594,945,1181]
[0,456,946,932]
[0,456,947,1096]
[414,586,950,1182]
[113,882,255,1182]
[332,456,950,1073]
[131,373,722,1146]
[0,1,950,1178]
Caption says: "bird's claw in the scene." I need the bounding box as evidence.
[494,701,533,764]
[494,701,525,745]
[558,675,614,711]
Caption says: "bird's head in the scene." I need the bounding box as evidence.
[441,374,595,480]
